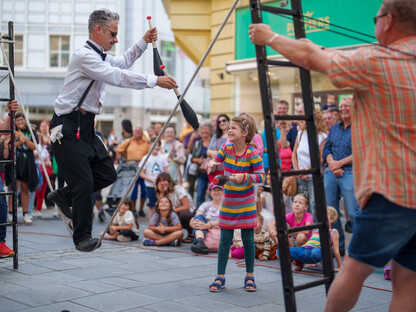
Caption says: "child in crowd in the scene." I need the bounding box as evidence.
[269,193,313,248]
[207,115,265,292]
[229,229,244,259]
[254,214,276,261]
[143,196,183,247]
[101,199,139,242]
[278,206,342,272]
[139,138,169,221]
[190,183,223,254]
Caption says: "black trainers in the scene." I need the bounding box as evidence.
[47,190,72,219]
[345,220,353,233]
[191,240,209,254]
[75,238,101,252]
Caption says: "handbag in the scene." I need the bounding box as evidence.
[282,176,297,196]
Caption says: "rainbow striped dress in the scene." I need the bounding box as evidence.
[214,144,265,229]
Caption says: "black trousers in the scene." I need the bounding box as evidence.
[50,111,117,245]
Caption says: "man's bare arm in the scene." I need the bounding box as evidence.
[249,23,334,75]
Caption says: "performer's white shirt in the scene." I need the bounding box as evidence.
[54,39,158,116]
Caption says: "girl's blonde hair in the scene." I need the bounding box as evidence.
[327,206,339,225]
[294,193,309,207]
[231,116,256,145]
[301,107,327,135]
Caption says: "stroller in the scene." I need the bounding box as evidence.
[100,162,138,219]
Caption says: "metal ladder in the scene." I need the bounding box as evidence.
[0,21,18,269]
[249,1,334,311]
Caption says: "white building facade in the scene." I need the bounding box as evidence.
[0,0,208,137]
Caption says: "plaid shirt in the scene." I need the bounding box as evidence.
[328,37,416,209]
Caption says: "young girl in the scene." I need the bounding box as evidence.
[142,196,183,247]
[102,198,139,242]
[269,193,313,248]
[207,116,265,292]
[277,206,342,272]
[139,138,169,221]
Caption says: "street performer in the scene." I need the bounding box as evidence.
[249,0,416,310]
[48,9,177,252]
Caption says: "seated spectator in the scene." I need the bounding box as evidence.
[101,199,139,242]
[277,206,342,272]
[269,193,313,248]
[155,172,195,242]
[190,183,223,254]
[142,196,183,247]
[254,214,276,261]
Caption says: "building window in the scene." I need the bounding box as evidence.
[161,40,176,77]
[50,35,70,67]
[1,35,24,67]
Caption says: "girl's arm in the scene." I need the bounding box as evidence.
[162,223,182,233]
[331,228,342,270]
[293,221,313,237]
[112,224,133,231]
[148,224,162,233]
[173,195,190,213]
[232,150,265,184]
[256,186,265,213]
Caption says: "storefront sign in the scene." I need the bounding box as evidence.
[236,0,381,60]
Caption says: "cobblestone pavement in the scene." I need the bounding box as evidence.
[0,208,392,312]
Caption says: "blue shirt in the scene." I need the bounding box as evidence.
[261,128,281,169]
[322,121,352,170]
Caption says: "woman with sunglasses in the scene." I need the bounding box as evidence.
[207,114,230,183]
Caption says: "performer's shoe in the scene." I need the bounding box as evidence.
[47,190,72,219]
[75,238,101,252]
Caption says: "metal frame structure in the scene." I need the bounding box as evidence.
[249,1,334,310]
[0,21,18,269]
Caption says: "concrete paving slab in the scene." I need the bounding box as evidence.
[0,296,31,312]
[143,300,208,312]
[18,302,98,312]
[133,281,207,300]
[68,280,123,294]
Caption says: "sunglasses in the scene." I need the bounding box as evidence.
[107,29,117,38]
[218,119,228,124]
[373,13,388,24]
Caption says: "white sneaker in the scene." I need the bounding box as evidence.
[34,211,42,217]
[23,214,32,224]
[7,214,12,223]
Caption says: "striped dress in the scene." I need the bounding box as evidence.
[214,144,265,229]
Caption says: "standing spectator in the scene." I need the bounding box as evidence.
[321,93,337,111]
[146,125,156,139]
[292,108,327,218]
[7,113,38,224]
[153,122,163,138]
[117,126,149,216]
[323,109,335,133]
[155,172,195,242]
[139,138,169,221]
[330,106,342,123]
[107,128,118,162]
[160,125,186,185]
[190,122,213,208]
[323,97,360,254]
[207,114,230,182]
[0,100,18,257]
[179,123,193,143]
[210,114,219,133]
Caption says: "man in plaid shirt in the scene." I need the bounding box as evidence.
[249,0,416,310]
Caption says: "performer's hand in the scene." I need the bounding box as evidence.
[156,76,178,89]
[248,23,274,46]
[7,100,18,113]
[143,27,157,43]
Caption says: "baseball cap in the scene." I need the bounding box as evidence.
[208,182,224,191]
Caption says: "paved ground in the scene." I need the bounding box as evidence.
[1,208,392,312]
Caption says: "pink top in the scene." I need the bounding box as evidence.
[285,212,314,239]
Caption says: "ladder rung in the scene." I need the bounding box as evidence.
[0,222,13,227]
[268,60,299,68]
[294,277,332,292]
[0,191,15,196]
[0,66,10,71]
[282,169,318,176]
[0,129,13,134]
[274,115,312,121]
[0,159,13,164]
[260,4,299,17]
[288,222,324,234]
[0,98,13,102]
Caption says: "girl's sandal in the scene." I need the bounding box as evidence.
[244,276,257,292]
[209,276,226,293]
